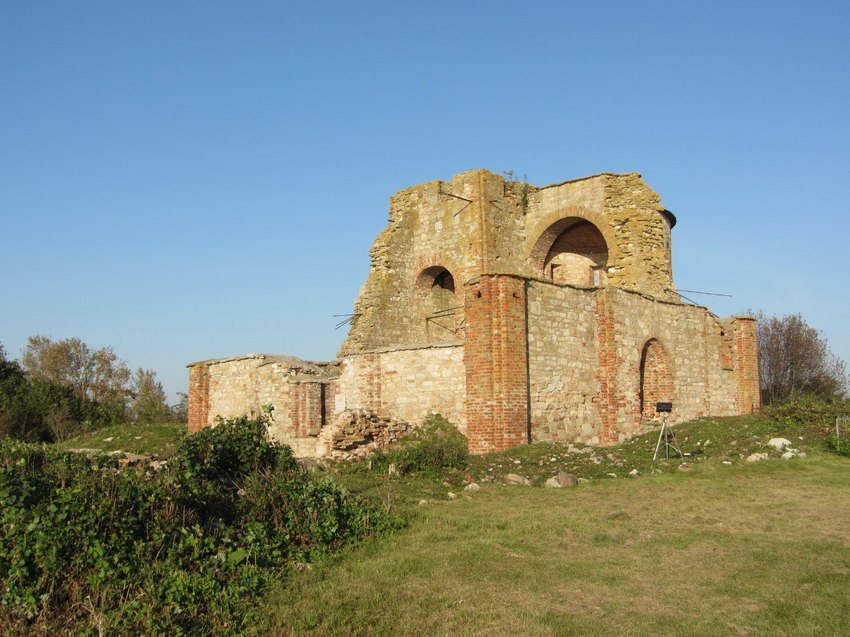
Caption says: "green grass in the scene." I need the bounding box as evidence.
[52,421,185,457]
[261,454,850,636]
[41,411,850,635]
[463,413,824,487]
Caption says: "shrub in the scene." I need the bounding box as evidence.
[765,395,850,457]
[388,414,468,475]
[0,416,390,635]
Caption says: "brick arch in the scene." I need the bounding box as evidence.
[527,207,618,279]
[639,339,673,420]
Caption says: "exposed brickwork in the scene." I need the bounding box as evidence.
[289,381,325,436]
[464,274,529,454]
[595,291,622,445]
[732,316,761,414]
[639,339,673,420]
[187,363,210,433]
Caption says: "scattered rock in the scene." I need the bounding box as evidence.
[103,437,114,442]
[504,473,530,486]
[767,438,792,451]
[722,460,732,465]
[781,451,796,460]
[447,492,457,499]
[629,468,639,476]
[606,472,618,478]
[464,482,480,492]
[544,477,561,488]
[418,499,428,506]
[557,471,578,487]
[746,452,770,463]
[513,459,521,465]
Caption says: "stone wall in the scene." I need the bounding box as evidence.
[187,355,337,444]
[526,280,600,442]
[340,170,677,359]
[527,281,758,445]
[334,344,466,432]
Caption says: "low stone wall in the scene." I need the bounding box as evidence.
[187,354,336,443]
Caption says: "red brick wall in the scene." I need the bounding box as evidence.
[594,291,622,444]
[733,316,761,413]
[546,220,608,262]
[288,381,326,436]
[187,363,210,433]
[464,274,530,453]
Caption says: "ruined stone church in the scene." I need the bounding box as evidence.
[188,170,760,455]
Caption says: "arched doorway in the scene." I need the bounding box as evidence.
[639,339,673,420]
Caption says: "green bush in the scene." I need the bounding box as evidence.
[388,414,468,475]
[765,395,850,456]
[0,416,390,635]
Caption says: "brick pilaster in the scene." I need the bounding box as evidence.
[595,291,622,444]
[188,363,210,433]
[732,316,761,413]
[464,274,530,454]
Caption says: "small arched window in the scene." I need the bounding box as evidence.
[415,266,462,338]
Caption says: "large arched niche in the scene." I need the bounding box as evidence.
[639,338,673,421]
[415,265,463,339]
[530,216,610,286]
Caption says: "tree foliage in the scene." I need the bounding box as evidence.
[2,339,175,442]
[755,311,848,404]
[21,336,131,423]
[128,368,172,423]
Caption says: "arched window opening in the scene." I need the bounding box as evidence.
[433,269,455,294]
[537,219,608,286]
[639,339,673,420]
[416,266,463,338]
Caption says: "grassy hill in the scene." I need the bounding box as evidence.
[52,421,185,457]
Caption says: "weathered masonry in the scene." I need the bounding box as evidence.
[188,170,760,455]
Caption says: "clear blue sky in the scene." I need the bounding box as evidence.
[2,1,848,402]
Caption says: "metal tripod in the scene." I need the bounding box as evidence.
[653,411,683,461]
